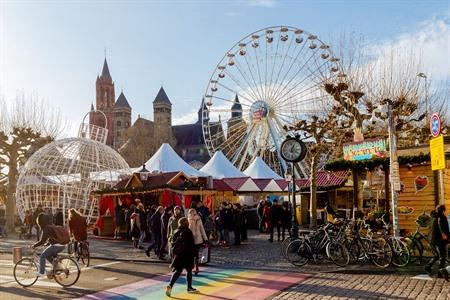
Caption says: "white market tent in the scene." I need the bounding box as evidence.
[200,151,246,179]
[142,143,207,177]
[243,157,283,180]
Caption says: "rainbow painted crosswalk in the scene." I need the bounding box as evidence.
[80,267,307,300]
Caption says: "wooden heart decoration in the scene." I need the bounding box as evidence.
[414,176,428,193]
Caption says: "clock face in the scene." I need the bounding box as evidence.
[281,138,305,162]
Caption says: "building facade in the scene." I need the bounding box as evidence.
[89,58,225,168]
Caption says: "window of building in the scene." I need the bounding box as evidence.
[117,121,122,127]
[117,131,121,137]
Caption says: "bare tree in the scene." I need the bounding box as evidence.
[0,93,64,230]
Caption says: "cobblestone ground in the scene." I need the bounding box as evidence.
[271,273,450,300]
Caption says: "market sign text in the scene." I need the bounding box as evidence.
[343,138,387,161]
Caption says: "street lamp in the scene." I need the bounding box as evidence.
[417,73,428,121]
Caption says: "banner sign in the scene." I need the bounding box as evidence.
[430,135,445,170]
[343,138,387,161]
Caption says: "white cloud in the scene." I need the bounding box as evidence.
[242,0,277,8]
[371,16,450,82]
[173,109,198,125]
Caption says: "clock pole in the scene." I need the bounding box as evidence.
[291,162,299,238]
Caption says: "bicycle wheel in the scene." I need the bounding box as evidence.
[326,241,350,267]
[53,256,81,287]
[390,238,410,267]
[14,258,38,287]
[286,239,311,266]
[80,242,90,267]
[370,238,393,268]
[67,241,74,256]
[281,236,294,258]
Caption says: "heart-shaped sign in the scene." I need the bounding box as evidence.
[415,176,428,193]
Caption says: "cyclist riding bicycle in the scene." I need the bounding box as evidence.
[67,208,88,254]
[32,213,70,277]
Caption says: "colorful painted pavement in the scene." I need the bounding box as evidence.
[79,267,308,300]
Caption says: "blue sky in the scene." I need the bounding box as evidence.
[1,0,449,136]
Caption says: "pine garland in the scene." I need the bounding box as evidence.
[325,153,450,171]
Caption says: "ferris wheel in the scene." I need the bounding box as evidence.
[202,26,343,177]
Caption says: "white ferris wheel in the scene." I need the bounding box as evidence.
[202,26,343,178]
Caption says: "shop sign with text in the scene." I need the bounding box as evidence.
[343,138,387,161]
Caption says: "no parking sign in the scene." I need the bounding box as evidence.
[430,113,441,137]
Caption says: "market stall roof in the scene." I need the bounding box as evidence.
[213,179,234,192]
[243,157,283,179]
[263,179,283,192]
[200,151,245,179]
[296,171,349,190]
[222,177,260,192]
[143,143,207,177]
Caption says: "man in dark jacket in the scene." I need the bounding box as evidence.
[146,206,163,257]
[32,213,68,277]
[220,203,234,246]
[233,204,244,245]
[159,207,172,259]
[281,202,292,241]
[257,199,266,233]
[426,205,450,280]
[269,199,283,242]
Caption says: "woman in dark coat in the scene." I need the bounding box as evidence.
[166,217,197,296]
[426,204,450,280]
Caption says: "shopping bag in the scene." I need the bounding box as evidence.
[199,243,210,264]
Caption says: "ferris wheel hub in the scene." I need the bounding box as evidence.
[250,100,271,122]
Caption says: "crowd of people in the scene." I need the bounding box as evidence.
[257,197,292,242]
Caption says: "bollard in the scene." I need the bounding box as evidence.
[13,247,22,264]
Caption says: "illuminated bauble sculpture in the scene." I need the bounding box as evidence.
[16,114,131,224]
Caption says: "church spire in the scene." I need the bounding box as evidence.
[197,98,208,123]
[101,58,111,79]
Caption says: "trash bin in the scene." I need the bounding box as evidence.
[13,247,22,264]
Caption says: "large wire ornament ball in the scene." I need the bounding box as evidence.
[16,113,131,224]
[202,26,344,177]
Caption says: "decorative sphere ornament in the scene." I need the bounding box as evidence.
[16,113,131,224]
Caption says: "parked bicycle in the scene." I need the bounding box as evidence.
[14,248,81,287]
[375,215,410,267]
[404,214,437,265]
[68,239,90,267]
[286,223,350,267]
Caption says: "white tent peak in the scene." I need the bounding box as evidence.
[243,157,283,179]
[200,151,246,179]
[143,143,207,177]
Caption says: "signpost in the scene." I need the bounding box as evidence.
[429,113,445,204]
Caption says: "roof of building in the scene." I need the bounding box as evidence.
[101,58,111,79]
[115,92,131,109]
[173,123,204,146]
[296,171,349,189]
[153,87,171,104]
[231,94,242,110]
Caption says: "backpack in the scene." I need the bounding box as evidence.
[171,229,185,256]
[49,225,70,245]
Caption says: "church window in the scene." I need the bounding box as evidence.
[117,131,121,137]
[117,121,122,127]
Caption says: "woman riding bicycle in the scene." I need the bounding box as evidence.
[32,213,70,277]
[67,208,88,254]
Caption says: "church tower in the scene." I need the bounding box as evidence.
[153,86,174,147]
[90,58,115,146]
[114,91,132,149]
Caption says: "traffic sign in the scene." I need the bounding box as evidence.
[430,135,445,170]
[430,113,441,137]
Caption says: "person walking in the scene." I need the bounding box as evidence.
[130,207,141,248]
[32,204,44,240]
[269,199,282,242]
[220,202,234,247]
[137,203,147,249]
[263,201,271,233]
[167,206,184,258]
[426,204,450,281]
[257,199,266,233]
[188,208,208,275]
[146,206,163,257]
[165,217,198,296]
[125,204,135,241]
[159,206,172,259]
[233,204,244,245]
[114,200,125,239]
[281,202,292,241]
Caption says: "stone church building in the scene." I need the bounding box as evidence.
[89,58,219,168]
